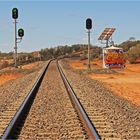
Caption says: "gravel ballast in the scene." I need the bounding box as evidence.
[19,61,87,139]
[0,62,47,137]
[60,59,140,139]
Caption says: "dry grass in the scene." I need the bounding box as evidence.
[0,61,45,86]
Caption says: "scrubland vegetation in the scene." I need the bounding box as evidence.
[0,40,140,70]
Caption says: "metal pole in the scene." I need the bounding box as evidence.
[14,19,17,68]
[102,47,106,68]
[106,39,108,47]
[88,29,90,69]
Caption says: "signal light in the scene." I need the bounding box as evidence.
[12,8,18,19]
[86,18,92,29]
[18,28,24,37]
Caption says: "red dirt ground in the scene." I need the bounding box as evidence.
[22,62,40,69]
[69,59,140,107]
[0,73,24,86]
[0,62,40,86]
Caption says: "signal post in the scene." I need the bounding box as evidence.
[86,18,92,69]
[12,8,24,68]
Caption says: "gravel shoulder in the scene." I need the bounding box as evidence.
[60,59,140,139]
[0,61,47,112]
[0,61,47,137]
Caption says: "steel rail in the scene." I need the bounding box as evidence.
[2,60,52,140]
[57,61,101,140]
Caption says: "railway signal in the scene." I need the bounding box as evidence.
[12,8,18,19]
[12,8,24,68]
[86,18,92,69]
[18,28,24,37]
[86,18,92,30]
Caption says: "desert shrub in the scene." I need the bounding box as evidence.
[0,61,9,69]
[119,40,140,52]
[127,44,140,63]
[80,54,87,60]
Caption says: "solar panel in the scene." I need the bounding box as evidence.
[98,28,116,40]
[105,28,115,40]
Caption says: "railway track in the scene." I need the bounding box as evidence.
[0,58,129,140]
[58,60,124,140]
[57,61,100,140]
[0,60,139,140]
[0,60,51,139]
[19,61,100,139]
[1,60,100,139]
[18,61,87,139]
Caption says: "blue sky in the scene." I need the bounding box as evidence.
[0,1,140,52]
